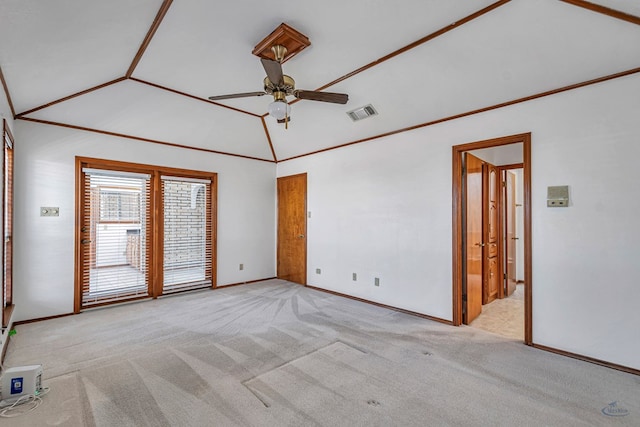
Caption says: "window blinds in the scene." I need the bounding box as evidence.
[80,169,151,307]
[2,126,13,326]
[161,176,212,293]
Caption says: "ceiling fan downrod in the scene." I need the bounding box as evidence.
[271,45,288,63]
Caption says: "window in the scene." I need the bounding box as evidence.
[80,168,152,307]
[161,176,213,293]
[99,188,141,222]
[2,120,13,326]
[75,158,217,312]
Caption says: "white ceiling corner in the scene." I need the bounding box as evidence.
[0,0,164,113]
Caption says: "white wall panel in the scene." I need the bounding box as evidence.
[278,73,640,369]
[12,122,276,322]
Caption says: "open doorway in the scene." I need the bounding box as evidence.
[452,133,532,344]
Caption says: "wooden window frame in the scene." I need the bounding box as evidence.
[2,119,14,327]
[74,157,218,312]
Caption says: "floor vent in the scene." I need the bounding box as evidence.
[347,104,378,121]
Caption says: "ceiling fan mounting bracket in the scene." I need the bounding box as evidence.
[252,23,310,63]
[271,45,288,63]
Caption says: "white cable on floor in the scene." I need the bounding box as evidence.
[0,394,42,417]
[0,387,49,418]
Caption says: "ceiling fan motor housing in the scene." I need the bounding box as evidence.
[263,75,295,96]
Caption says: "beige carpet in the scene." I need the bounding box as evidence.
[470,284,524,340]
[3,279,639,426]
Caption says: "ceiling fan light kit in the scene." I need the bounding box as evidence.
[208,23,349,126]
[268,100,290,120]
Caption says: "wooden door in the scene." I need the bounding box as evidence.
[277,174,307,285]
[505,170,517,296]
[464,154,483,324]
[483,164,499,304]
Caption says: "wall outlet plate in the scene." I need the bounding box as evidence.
[40,207,59,217]
[547,199,567,207]
[547,186,569,207]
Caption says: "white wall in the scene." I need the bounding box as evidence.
[13,121,276,322]
[277,73,640,370]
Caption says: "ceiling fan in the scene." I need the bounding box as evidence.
[208,44,349,126]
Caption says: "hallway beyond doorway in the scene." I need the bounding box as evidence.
[470,284,524,340]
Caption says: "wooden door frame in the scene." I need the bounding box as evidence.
[452,133,532,344]
[74,157,218,312]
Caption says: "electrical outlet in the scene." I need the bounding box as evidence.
[316,268,321,274]
[352,273,357,281]
[40,207,60,217]
[239,263,244,270]
[374,278,380,287]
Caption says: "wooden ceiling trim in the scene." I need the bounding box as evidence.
[129,78,261,117]
[126,0,174,78]
[279,66,640,162]
[290,0,511,104]
[18,116,275,163]
[0,66,16,119]
[561,0,640,26]
[260,116,278,161]
[16,77,127,118]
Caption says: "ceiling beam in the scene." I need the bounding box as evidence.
[0,66,16,119]
[288,0,512,105]
[16,77,127,118]
[126,0,174,78]
[279,66,640,162]
[18,116,275,163]
[129,78,262,118]
[560,0,640,26]
[261,116,278,162]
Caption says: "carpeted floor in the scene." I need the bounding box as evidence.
[2,279,639,426]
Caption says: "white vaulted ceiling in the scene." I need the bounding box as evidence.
[1,0,639,162]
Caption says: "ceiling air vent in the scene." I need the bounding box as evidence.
[347,104,378,122]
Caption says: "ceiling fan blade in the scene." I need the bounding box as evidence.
[208,92,266,101]
[261,58,284,86]
[294,90,349,104]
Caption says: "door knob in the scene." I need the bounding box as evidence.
[511,237,519,240]
[298,234,305,238]
[81,239,91,244]
[474,242,485,247]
